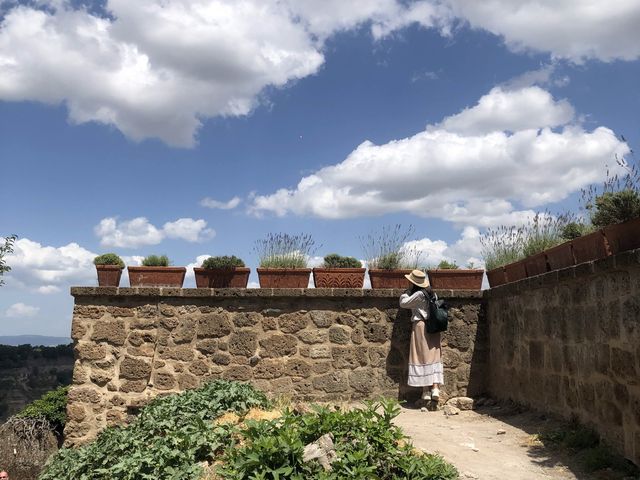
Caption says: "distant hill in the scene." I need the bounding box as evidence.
[0,343,74,421]
[0,335,71,346]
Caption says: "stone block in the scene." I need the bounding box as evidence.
[74,305,104,319]
[363,323,390,343]
[310,310,335,328]
[119,356,152,380]
[106,306,135,317]
[91,320,127,346]
[368,346,388,367]
[131,317,156,330]
[262,317,278,331]
[75,342,107,361]
[328,325,351,344]
[312,371,349,393]
[177,373,200,389]
[188,360,209,376]
[270,377,294,394]
[233,312,262,327]
[285,359,311,378]
[67,404,86,422]
[127,331,155,347]
[337,314,358,328]
[611,347,637,380]
[311,361,332,375]
[119,380,147,393]
[297,330,328,344]
[196,338,218,354]
[278,313,309,333]
[254,359,285,379]
[210,352,231,365]
[331,346,368,369]
[351,326,364,344]
[68,387,101,404]
[529,341,544,369]
[349,369,377,393]
[160,345,195,362]
[222,366,253,381]
[197,313,233,338]
[228,330,258,357]
[309,345,331,359]
[71,318,88,340]
[171,319,197,344]
[442,349,462,369]
[153,372,176,390]
[259,334,298,358]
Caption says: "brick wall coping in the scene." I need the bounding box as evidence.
[70,286,483,299]
[484,247,640,299]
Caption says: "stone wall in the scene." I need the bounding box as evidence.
[485,248,640,466]
[65,287,486,445]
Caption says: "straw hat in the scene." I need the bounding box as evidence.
[404,269,429,288]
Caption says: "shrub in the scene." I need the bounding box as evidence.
[322,253,362,268]
[437,260,458,269]
[560,222,590,240]
[93,253,124,267]
[16,386,68,433]
[589,189,640,228]
[201,255,245,269]
[360,224,420,270]
[254,233,317,268]
[40,381,269,480]
[0,234,17,287]
[141,254,170,267]
[218,399,458,480]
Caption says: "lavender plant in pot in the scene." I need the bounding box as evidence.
[362,224,418,289]
[94,253,124,287]
[313,254,365,288]
[194,255,250,288]
[128,255,186,287]
[255,233,315,288]
[481,226,524,287]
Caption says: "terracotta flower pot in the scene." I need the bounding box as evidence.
[368,269,413,289]
[313,268,366,288]
[96,265,123,287]
[486,267,507,288]
[571,230,610,265]
[603,216,640,255]
[427,269,484,290]
[194,267,250,288]
[504,259,527,283]
[544,241,575,271]
[523,252,548,278]
[127,266,186,287]
[257,268,311,288]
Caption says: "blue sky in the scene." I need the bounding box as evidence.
[1,0,640,336]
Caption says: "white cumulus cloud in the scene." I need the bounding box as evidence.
[200,196,242,210]
[95,216,214,248]
[5,302,40,318]
[250,86,629,228]
[5,238,97,289]
[444,0,640,62]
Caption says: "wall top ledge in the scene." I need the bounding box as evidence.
[70,286,484,300]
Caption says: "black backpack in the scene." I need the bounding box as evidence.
[423,291,449,333]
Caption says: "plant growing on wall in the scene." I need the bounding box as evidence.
[254,233,316,268]
[521,211,573,257]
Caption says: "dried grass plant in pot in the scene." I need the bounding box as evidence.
[94,253,124,287]
[255,233,315,288]
[362,224,417,289]
[313,254,365,288]
[128,255,186,287]
[520,212,571,277]
[194,255,250,288]
[427,260,484,290]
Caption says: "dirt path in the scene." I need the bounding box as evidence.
[394,405,580,480]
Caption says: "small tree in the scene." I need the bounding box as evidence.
[0,235,17,286]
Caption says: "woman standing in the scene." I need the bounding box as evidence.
[399,269,444,401]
